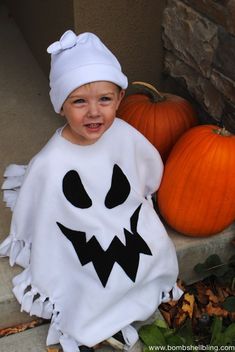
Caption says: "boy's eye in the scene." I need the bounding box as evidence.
[100,96,112,102]
[73,98,85,104]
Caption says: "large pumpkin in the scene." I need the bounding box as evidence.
[117,82,198,162]
[158,125,235,236]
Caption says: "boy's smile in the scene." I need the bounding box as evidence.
[60,81,125,145]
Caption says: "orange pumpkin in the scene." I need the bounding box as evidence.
[158,125,235,236]
[117,82,198,162]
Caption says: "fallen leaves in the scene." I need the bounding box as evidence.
[182,293,195,319]
[0,318,45,338]
[206,302,228,317]
[159,276,235,331]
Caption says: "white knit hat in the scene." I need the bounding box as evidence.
[47,30,128,113]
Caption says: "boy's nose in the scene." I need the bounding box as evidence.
[87,102,100,118]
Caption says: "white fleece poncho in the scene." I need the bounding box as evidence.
[0,118,181,351]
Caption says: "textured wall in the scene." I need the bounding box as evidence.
[4,0,74,73]
[74,0,166,92]
[4,0,166,92]
[162,0,235,132]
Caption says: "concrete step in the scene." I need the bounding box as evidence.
[0,322,143,352]
[170,221,235,284]
[0,324,51,352]
[0,258,36,329]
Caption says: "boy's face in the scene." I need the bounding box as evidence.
[60,81,125,145]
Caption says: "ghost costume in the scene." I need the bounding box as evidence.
[0,118,181,351]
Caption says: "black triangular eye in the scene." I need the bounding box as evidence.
[105,164,130,209]
[63,170,92,208]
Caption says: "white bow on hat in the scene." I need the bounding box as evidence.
[47,30,78,55]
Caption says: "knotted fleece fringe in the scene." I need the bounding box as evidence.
[161,283,183,303]
[0,234,30,267]
[11,267,53,319]
[2,164,27,210]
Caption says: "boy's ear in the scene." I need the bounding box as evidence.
[118,89,125,102]
[60,107,65,116]
[120,89,125,100]
[116,89,125,110]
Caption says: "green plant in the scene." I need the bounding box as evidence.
[139,317,235,350]
[139,318,195,350]
[210,316,235,346]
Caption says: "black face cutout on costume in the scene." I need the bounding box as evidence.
[105,164,131,208]
[58,164,152,287]
[63,170,92,209]
[57,204,152,287]
[63,164,131,209]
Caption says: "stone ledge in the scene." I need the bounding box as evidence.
[169,222,235,284]
[0,324,52,352]
[0,322,142,352]
[0,258,35,329]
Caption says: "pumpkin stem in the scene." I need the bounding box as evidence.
[214,126,232,136]
[132,81,166,103]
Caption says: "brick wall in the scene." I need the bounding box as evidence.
[162,0,235,133]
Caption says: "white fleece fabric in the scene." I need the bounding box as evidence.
[47,31,128,113]
[0,118,181,351]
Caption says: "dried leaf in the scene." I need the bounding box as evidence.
[192,301,201,320]
[206,302,228,317]
[182,293,195,319]
[169,304,180,323]
[168,301,179,308]
[159,302,171,312]
[206,288,219,304]
[196,285,209,305]
[173,310,187,327]
[216,286,229,302]
[46,348,61,352]
[194,281,207,291]
[0,319,44,338]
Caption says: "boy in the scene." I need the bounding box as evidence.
[0,30,181,352]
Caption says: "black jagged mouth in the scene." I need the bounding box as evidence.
[56,204,152,287]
